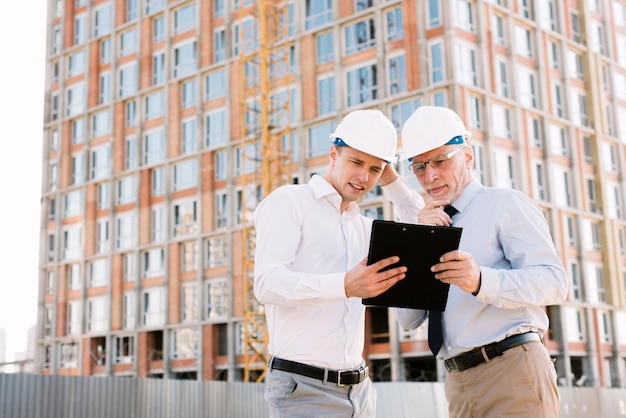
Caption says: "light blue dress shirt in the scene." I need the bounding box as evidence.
[395,178,568,359]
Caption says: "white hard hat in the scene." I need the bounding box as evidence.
[401,106,472,160]
[330,109,398,163]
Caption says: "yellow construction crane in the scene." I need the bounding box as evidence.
[239,0,293,382]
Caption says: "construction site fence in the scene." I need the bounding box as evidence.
[1,373,625,418]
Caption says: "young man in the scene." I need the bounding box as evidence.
[395,106,568,418]
[254,109,424,417]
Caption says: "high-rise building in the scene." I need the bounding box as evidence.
[38,0,626,388]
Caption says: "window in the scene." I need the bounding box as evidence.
[117,175,136,205]
[491,103,511,138]
[538,0,557,31]
[67,300,82,335]
[391,98,422,132]
[206,109,227,147]
[549,123,567,156]
[153,16,165,43]
[90,258,108,288]
[152,167,165,196]
[151,205,165,242]
[88,296,108,333]
[215,150,227,181]
[215,191,228,228]
[96,219,109,253]
[119,63,138,98]
[548,40,559,69]
[72,153,85,186]
[455,0,475,32]
[143,249,165,278]
[48,198,56,221]
[515,25,533,57]
[94,4,112,37]
[74,14,86,45]
[97,182,110,210]
[535,162,546,200]
[63,226,82,260]
[126,137,138,170]
[59,342,78,369]
[91,145,111,180]
[114,335,134,363]
[552,82,563,117]
[144,129,166,164]
[126,0,138,21]
[346,64,378,107]
[181,283,199,322]
[153,52,165,85]
[68,50,86,77]
[142,287,166,326]
[305,0,332,30]
[174,41,197,78]
[468,95,481,129]
[171,328,198,359]
[206,278,228,319]
[92,109,112,137]
[48,233,56,262]
[173,199,198,236]
[318,75,336,115]
[493,14,505,45]
[145,90,165,120]
[68,263,81,290]
[430,41,444,83]
[116,212,137,250]
[146,0,165,14]
[553,167,572,207]
[571,12,581,43]
[126,101,136,127]
[565,307,585,342]
[45,306,53,337]
[66,82,86,116]
[386,7,403,41]
[456,44,477,86]
[64,190,83,218]
[206,235,228,268]
[181,241,198,272]
[344,18,376,55]
[174,3,196,34]
[586,178,598,213]
[173,160,198,192]
[428,0,442,27]
[316,32,334,64]
[518,68,537,108]
[124,253,136,282]
[120,28,138,56]
[205,69,226,101]
[494,152,515,189]
[565,215,576,246]
[388,54,407,94]
[214,28,226,62]
[182,119,197,153]
[182,79,196,109]
[308,121,334,157]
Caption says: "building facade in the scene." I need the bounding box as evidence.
[38,0,626,388]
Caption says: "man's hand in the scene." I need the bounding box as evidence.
[417,199,453,226]
[378,163,398,186]
[345,256,406,298]
[430,250,481,294]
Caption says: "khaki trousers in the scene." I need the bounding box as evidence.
[445,341,559,418]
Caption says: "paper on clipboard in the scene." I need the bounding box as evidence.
[362,220,462,311]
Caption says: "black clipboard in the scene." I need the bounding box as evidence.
[362,220,462,311]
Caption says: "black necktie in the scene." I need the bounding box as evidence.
[428,205,458,356]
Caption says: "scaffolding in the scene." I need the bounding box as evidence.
[239,0,293,382]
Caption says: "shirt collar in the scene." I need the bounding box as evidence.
[309,174,360,215]
[450,177,482,214]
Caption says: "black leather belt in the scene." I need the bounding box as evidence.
[444,332,541,372]
[269,357,368,386]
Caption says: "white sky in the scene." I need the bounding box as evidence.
[0,1,47,361]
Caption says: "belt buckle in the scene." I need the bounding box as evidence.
[445,358,458,372]
[337,369,347,387]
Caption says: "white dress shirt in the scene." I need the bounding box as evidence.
[254,175,423,370]
[394,178,568,359]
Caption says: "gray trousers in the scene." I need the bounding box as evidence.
[264,367,377,417]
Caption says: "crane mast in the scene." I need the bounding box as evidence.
[239,0,292,382]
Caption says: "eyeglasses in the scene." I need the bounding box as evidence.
[408,145,466,175]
